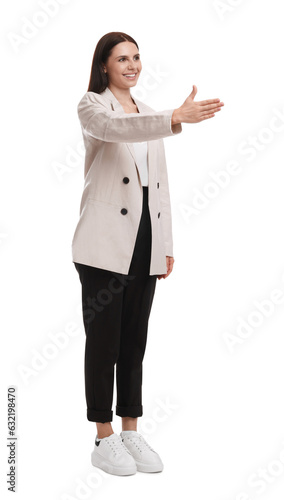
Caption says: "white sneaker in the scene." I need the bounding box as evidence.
[91,432,137,476]
[120,430,164,473]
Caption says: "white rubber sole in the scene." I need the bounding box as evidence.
[135,460,164,473]
[91,451,137,476]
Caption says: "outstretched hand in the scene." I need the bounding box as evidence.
[172,85,224,124]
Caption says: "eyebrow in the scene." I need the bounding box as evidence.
[115,53,140,59]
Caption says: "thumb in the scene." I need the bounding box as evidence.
[189,84,197,100]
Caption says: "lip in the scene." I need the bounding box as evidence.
[123,73,137,76]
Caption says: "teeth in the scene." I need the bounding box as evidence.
[124,74,136,77]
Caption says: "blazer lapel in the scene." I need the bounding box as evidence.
[100,86,153,186]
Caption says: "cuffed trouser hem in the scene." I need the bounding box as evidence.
[87,409,113,423]
[116,405,143,418]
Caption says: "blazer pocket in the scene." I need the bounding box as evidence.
[87,197,121,209]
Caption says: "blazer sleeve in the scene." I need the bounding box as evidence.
[77,92,182,143]
[158,139,174,257]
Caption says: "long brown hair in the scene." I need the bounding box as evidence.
[87,32,139,94]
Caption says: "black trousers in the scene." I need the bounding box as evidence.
[74,186,157,423]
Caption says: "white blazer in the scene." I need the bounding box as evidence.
[71,86,182,275]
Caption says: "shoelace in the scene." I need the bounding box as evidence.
[106,434,132,457]
[125,434,155,453]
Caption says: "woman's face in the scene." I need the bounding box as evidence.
[103,41,142,89]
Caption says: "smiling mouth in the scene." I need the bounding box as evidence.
[123,73,137,78]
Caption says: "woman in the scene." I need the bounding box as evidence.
[72,31,224,476]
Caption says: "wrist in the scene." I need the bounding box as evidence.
[171,108,183,125]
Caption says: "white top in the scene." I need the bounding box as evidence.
[132,141,148,186]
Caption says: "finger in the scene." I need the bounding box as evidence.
[200,107,222,116]
[189,84,198,100]
[198,98,221,106]
[201,113,216,120]
[201,102,224,112]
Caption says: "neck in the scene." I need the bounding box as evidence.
[107,84,134,105]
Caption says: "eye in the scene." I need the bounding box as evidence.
[118,56,140,62]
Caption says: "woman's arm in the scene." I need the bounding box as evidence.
[78,92,182,143]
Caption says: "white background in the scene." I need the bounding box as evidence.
[1,0,284,499]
